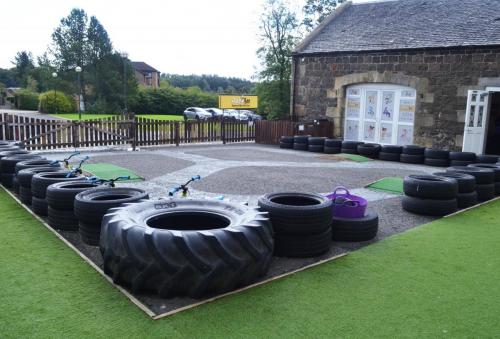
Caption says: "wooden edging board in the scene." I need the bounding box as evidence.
[1,185,349,320]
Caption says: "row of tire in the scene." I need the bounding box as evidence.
[402,164,500,216]
[279,136,499,166]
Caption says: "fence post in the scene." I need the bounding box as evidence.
[221,120,226,145]
[129,113,137,151]
[72,121,79,148]
[174,121,180,146]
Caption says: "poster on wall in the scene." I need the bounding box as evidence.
[346,98,360,118]
[363,121,376,141]
[397,125,413,145]
[347,88,360,96]
[380,123,393,144]
[364,91,377,120]
[381,91,395,121]
[399,99,415,123]
[345,120,360,140]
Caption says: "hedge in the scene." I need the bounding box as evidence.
[39,91,76,113]
[14,89,39,111]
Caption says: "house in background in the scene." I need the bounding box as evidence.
[292,0,500,153]
[131,62,161,89]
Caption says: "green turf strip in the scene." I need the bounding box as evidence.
[336,153,373,162]
[1,187,500,338]
[366,176,404,194]
[82,163,144,182]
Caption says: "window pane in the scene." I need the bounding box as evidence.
[381,91,395,121]
[477,106,483,127]
[397,125,413,145]
[399,99,415,123]
[363,121,376,141]
[345,120,360,140]
[469,106,475,127]
[346,98,360,118]
[380,123,393,144]
[364,91,377,120]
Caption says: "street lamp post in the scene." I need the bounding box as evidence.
[75,66,82,120]
[120,52,128,115]
[52,72,58,114]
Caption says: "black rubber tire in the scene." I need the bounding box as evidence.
[400,153,424,164]
[293,142,308,151]
[16,167,66,188]
[457,191,478,209]
[1,173,14,188]
[1,155,41,174]
[0,150,29,162]
[308,137,326,145]
[75,187,149,245]
[449,151,476,162]
[450,160,475,166]
[31,172,85,199]
[293,135,310,144]
[15,159,56,173]
[402,196,457,216]
[19,186,32,205]
[324,139,342,148]
[378,152,401,161]
[79,223,102,246]
[47,182,101,210]
[341,141,364,149]
[100,199,273,298]
[403,175,458,199]
[31,196,48,216]
[424,149,449,159]
[341,148,359,155]
[381,145,403,154]
[424,158,449,167]
[13,176,19,194]
[274,227,331,258]
[476,184,495,202]
[476,155,499,164]
[496,182,500,195]
[258,192,332,236]
[324,146,341,154]
[48,207,79,231]
[280,136,294,144]
[357,143,381,155]
[331,210,379,242]
[402,145,425,155]
[308,145,324,152]
[468,164,500,181]
[446,166,495,185]
[433,172,476,193]
[279,142,293,149]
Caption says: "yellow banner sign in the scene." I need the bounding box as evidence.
[218,95,258,109]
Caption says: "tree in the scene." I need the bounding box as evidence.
[303,0,345,30]
[12,51,35,87]
[256,0,300,119]
[51,9,88,71]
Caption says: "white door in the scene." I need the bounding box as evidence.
[463,90,490,153]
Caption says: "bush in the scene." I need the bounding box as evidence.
[14,89,39,110]
[39,91,75,113]
[130,85,218,115]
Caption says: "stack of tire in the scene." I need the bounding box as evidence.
[446,166,495,202]
[17,167,63,205]
[0,154,41,189]
[400,145,425,164]
[324,139,342,154]
[357,143,381,159]
[402,175,458,216]
[279,136,294,149]
[0,149,29,187]
[47,182,101,230]
[468,163,500,196]
[308,137,326,152]
[378,145,402,161]
[449,152,476,166]
[433,172,477,208]
[341,141,364,154]
[424,148,450,167]
[258,192,332,257]
[75,187,149,246]
[31,172,86,216]
[293,135,310,151]
[331,211,379,242]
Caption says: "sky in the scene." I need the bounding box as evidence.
[0,0,373,80]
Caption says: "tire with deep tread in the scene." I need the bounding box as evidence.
[47,182,101,210]
[32,172,85,199]
[378,152,400,161]
[331,210,379,242]
[403,175,458,199]
[274,227,331,258]
[433,172,476,193]
[32,196,49,216]
[400,153,424,164]
[402,196,457,216]
[100,199,274,298]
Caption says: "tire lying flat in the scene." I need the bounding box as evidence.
[433,172,475,193]
[279,142,293,149]
[402,196,457,216]
[293,143,308,151]
[457,191,478,208]
[324,146,341,154]
[274,228,331,257]
[400,154,424,164]
[403,175,458,200]
[331,210,379,242]
[424,158,449,167]
[378,152,400,162]
[446,166,495,185]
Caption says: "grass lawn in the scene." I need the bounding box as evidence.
[1,187,500,338]
[50,113,184,121]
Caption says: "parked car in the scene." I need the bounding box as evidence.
[240,110,263,121]
[205,108,224,119]
[222,109,249,121]
[183,107,213,121]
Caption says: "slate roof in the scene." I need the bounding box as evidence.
[295,0,500,55]
[131,61,160,73]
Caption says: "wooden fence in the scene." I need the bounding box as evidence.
[0,113,255,150]
[254,120,334,145]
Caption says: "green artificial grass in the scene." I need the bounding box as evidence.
[51,113,184,121]
[82,163,144,182]
[366,177,404,194]
[1,187,500,338]
[336,153,373,162]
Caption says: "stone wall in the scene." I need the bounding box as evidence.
[292,47,500,149]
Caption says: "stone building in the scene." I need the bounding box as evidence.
[131,62,161,89]
[291,0,500,153]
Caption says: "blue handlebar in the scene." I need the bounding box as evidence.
[169,187,180,194]
[192,175,201,181]
[117,176,130,181]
